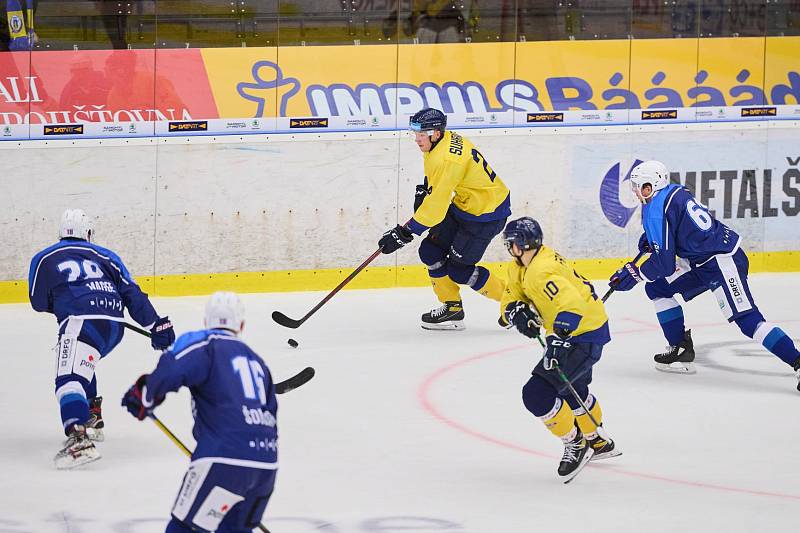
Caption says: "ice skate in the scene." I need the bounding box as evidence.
[654,329,696,374]
[421,301,465,330]
[54,424,101,470]
[793,358,800,392]
[558,430,593,484]
[588,434,622,461]
[86,396,105,442]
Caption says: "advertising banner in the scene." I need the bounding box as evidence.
[0,37,798,139]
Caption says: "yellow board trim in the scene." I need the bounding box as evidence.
[3,251,799,304]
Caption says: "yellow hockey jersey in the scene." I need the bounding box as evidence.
[501,246,610,344]
[408,130,511,235]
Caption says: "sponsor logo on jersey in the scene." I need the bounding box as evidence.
[44,124,84,135]
[79,356,96,372]
[741,107,776,117]
[727,277,744,303]
[289,117,329,128]
[526,112,564,123]
[169,121,208,132]
[641,109,678,120]
[60,338,72,368]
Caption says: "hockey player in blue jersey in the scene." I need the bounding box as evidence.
[609,160,800,391]
[28,209,175,469]
[122,292,278,533]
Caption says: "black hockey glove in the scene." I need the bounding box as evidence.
[414,182,432,212]
[637,233,651,254]
[379,224,414,254]
[121,374,164,421]
[150,316,175,350]
[504,301,541,339]
[543,335,572,371]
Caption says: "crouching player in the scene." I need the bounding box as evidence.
[29,208,174,469]
[122,292,278,532]
[501,217,621,482]
[609,160,800,391]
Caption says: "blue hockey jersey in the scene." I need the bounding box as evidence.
[640,184,739,281]
[28,238,159,326]
[144,329,279,465]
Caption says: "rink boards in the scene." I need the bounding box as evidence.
[0,120,799,302]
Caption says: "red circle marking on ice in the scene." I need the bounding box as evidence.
[417,323,800,501]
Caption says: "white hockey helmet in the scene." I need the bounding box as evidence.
[204,291,245,333]
[59,209,93,241]
[630,160,669,202]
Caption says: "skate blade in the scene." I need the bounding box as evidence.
[54,448,101,470]
[562,448,594,484]
[86,427,105,442]
[591,449,622,461]
[655,362,696,374]
[421,321,465,331]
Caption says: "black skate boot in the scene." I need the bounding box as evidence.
[654,329,696,374]
[54,424,101,470]
[588,432,622,461]
[421,301,465,330]
[558,430,593,483]
[793,357,800,392]
[86,396,105,442]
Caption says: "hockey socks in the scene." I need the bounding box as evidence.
[540,398,576,441]
[475,269,504,301]
[752,323,800,366]
[654,297,686,346]
[431,275,461,303]
[573,394,603,438]
[56,382,90,435]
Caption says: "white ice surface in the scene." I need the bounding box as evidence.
[1,274,798,533]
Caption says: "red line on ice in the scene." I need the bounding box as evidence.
[417,324,800,501]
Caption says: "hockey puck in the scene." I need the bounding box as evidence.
[287,338,299,348]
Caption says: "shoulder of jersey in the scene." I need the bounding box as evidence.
[171,329,240,353]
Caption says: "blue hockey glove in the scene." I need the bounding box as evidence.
[379,224,413,254]
[121,374,163,421]
[150,316,175,350]
[504,301,541,339]
[413,182,431,212]
[609,262,643,292]
[637,233,651,254]
[543,335,572,371]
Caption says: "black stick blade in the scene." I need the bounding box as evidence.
[275,367,315,395]
[272,310,303,329]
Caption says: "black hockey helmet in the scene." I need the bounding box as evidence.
[502,217,543,255]
[409,108,447,134]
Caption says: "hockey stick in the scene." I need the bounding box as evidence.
[275,366,315,394]
[122,321,151,337]
[535,336,601,428]
[123,323,315,394]
[272,247,383,329]
[150,415,271,533]
[600,250,646,303]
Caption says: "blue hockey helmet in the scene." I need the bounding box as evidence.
[502,217,543,255]
[409,108,447,134]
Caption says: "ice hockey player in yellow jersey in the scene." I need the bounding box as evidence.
[377,108,511,330]
[500,216,621,482]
